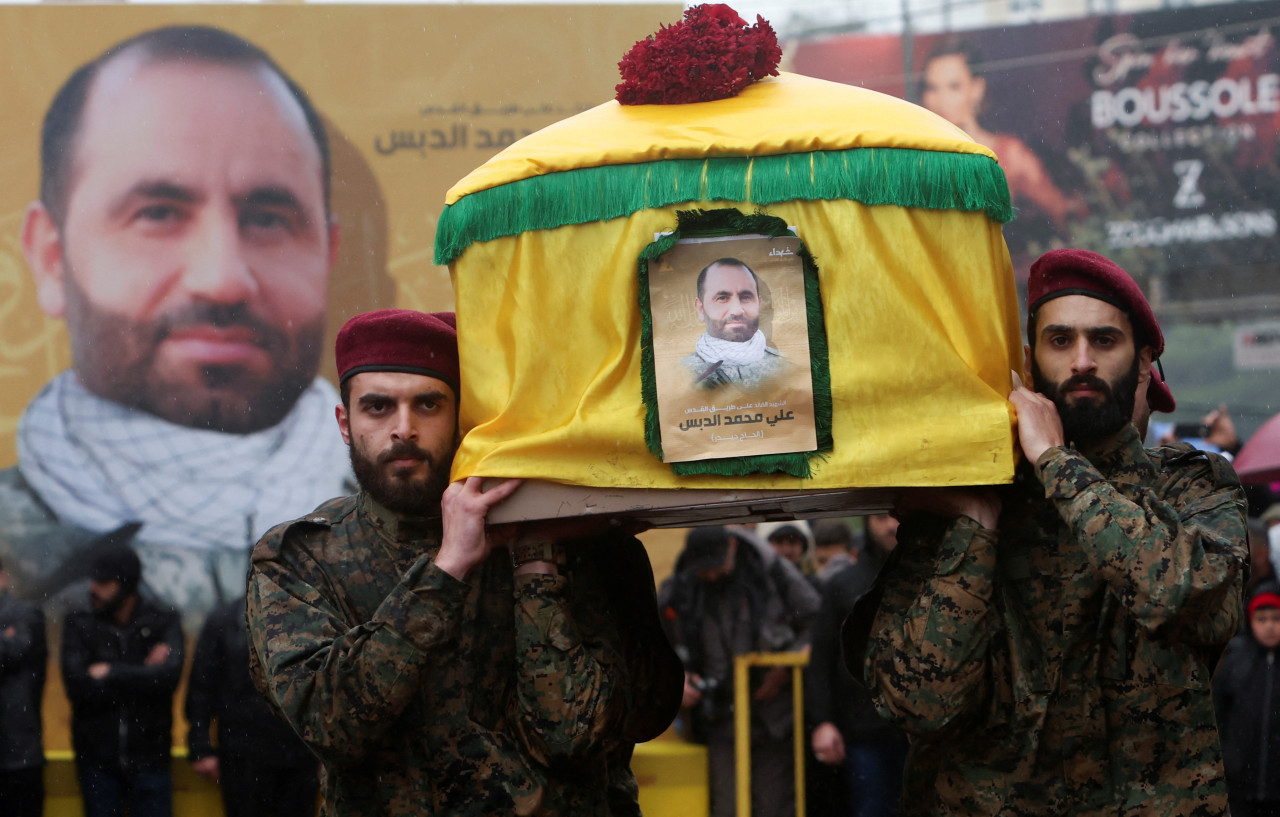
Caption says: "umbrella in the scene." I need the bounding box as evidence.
[1233,411,1280,484]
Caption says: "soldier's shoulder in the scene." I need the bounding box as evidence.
[253,495,359,559]
[1147,441,1241,494]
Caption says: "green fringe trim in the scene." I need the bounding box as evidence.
[638,209,833,479]
[436,147,1011,264]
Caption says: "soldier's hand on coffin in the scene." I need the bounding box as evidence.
[437,477,523,580]
[895,487,1000,530]
[1009,372,1065,465]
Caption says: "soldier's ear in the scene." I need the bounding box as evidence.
[1138,345,1154,370]
[1136,361,1151,392]
[336,403,352,445]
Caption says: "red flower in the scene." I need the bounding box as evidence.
[615,4,782,105]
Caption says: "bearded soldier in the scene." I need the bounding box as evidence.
[848,249,1247,816]
[247,309,682,816]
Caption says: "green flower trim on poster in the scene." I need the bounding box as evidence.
[434,147,1012,264]
[638,208,833,478]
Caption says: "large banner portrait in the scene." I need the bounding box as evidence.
[0,3,677,751]
[792,2,1280,301]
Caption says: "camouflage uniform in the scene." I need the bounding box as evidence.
[247,491,682,817]
[849,426,1247,816]
[678,348,792,391]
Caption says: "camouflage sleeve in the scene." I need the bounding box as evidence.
[508,571,620,766]
[1038,446,1247,644]
[247,541,469,768]
[865,513,999,736]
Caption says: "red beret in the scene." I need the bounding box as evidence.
[1147,366,1175,414]
[1028,249,1164,358]
[335,309,459,393]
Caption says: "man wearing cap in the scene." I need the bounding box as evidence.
[246,309,683,817]
[1212,580,1280,817]
[61,544,184,817]
[849,249,1248,816]
[659,525,819,817]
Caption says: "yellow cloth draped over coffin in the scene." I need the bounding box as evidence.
[437,72,1021,490]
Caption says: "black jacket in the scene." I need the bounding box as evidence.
[806,553,905,743]
[62,596,183,772]
[185,596,317,768]
[0,589,46,770]
[1213,582,1280,804]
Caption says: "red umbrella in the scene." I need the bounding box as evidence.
[1233,411,1280,484]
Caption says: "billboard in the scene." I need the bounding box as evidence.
[0,3,677,752]
[792,2,1280,302]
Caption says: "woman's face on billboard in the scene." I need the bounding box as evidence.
[921,53,986,132]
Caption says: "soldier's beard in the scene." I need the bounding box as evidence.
[1031,354,1140,446]
[350,439,454,517]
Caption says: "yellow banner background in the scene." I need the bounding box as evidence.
[0,3,679,467]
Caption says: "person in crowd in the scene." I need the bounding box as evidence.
[246,309,683,816]
[808,514,906,817]
[1213,581,1280,817]
[810,518,858,583]
[762,521,817,580]
[186,595,319,817]
[848,248,1248,815]
[1157,403,1242,459]
[1248,519,1276,597]
[660,525,820,817]
[0,557,46,817]
[1263,504,1280,587]
[862,514,899,568]
[2,25,351,620]
[62,545,184,817]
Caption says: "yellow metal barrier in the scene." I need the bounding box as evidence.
[44,749,224,817]
[733,651,808,817]
[47,743,704,816]
[633,739,710,817]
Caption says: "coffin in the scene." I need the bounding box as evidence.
[435,72,1021,525]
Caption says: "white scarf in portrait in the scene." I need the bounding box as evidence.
[695,329,768,366]
[17,372,352,551]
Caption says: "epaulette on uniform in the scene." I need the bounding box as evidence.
[1150,441,1243,491]
[254,495,358,560]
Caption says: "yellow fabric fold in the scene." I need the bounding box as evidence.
[445,72,996,204]
[450,199,1020,489]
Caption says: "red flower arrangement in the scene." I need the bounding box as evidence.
[615,4,782,106]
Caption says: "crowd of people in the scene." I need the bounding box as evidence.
[0,260,1276,817]
[0,16,1273,817]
